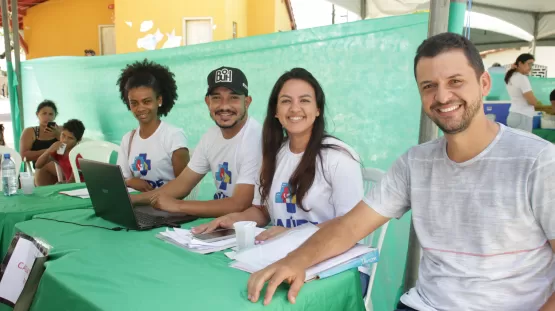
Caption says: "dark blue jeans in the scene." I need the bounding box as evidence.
[360,272,369,297]
[394,302,419,311]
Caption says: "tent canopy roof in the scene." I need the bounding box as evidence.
[327,0,555,45]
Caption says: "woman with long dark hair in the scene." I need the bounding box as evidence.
[192,68,363,241]
[116,59,190,192]
[505,53,540,132]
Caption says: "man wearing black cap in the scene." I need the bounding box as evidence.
[131,66,262,217]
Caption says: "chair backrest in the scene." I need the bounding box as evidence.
[0,146,22,179]
[69,140,119,183]
[362,167,385,193]
[361,167,390,311]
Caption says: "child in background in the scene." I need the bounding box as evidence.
[35,119,85,184]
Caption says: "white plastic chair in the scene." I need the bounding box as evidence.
[0,146,22,178]
[361,167,390,311]
[69,140,120,183]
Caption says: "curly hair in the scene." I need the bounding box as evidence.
[116,59,178,117]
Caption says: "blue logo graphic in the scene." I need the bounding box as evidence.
[146,179,165,189]
[215,162,232,190]
[275,217,318,228]
[275,182,297,214]
[132,153,151,177]
[214,191,229,200]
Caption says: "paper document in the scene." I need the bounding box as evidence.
[229,223,378,281]
[59,187,136,199]
[157,227,266,255]
[230,244,375,281]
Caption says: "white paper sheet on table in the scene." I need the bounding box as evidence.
[59,187,136,199]
[229,223,376,281]
[157,227,266,254]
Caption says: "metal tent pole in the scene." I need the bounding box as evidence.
[10,0,23,130]
[404,0,467,291]
[0,0,9,64]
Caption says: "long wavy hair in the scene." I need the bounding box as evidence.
[259,68,349,212]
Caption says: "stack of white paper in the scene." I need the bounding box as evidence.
[59,187,136,199]
[157,227,265,254]
[229,223,377,281]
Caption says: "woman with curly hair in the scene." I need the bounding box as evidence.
[116,59,189,192]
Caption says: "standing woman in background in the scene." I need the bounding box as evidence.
[116,59,190,192]
[505,53,541,132]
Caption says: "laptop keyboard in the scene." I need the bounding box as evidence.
[135,212,165,226]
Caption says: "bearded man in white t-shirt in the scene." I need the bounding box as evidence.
[131,66,263,217]
[244,33,555,310]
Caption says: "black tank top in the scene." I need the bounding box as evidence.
[30,126,57,166]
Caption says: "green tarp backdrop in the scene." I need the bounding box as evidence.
[20,14,430,310]
[487,71,555,103]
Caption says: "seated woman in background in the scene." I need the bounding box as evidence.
[116,59,189,192]
[19,100,61,184]
[505,53,541,132]
[35,119,86,184]
[193,67,364,241]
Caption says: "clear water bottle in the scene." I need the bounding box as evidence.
[2,153,18,196]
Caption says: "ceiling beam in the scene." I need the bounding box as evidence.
[473,2,541,14]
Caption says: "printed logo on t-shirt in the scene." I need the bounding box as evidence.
[215,162,232,190]
[131,153,164,189]
[275,182,297,213]
[274,182,318,228]
[132,153,151,176]
[214,162,232,200]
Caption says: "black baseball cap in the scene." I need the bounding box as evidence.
[206,66,249,96]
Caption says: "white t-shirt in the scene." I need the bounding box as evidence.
[117,121,188,189]
[506,72,535,116]
[365,124,555,310]
[187,117,262,200]
[252,137,364,228]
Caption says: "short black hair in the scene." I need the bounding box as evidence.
[550,89,555,102]
[36,100,58,116]
[62,119,85,141]
[116,59,178,117]
[414,32,484,79]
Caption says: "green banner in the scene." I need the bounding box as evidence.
[20,13,429,310]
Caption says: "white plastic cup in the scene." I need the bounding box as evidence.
[233,221,257,251]
[57,143,67,155]
[20,173,35,195]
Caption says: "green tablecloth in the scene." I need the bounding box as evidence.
[0,183,92,258]
[14,209,364,311]
[533,128,555,143]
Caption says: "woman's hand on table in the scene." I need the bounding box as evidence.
[255,226,289,244]
[191,212,243,234]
